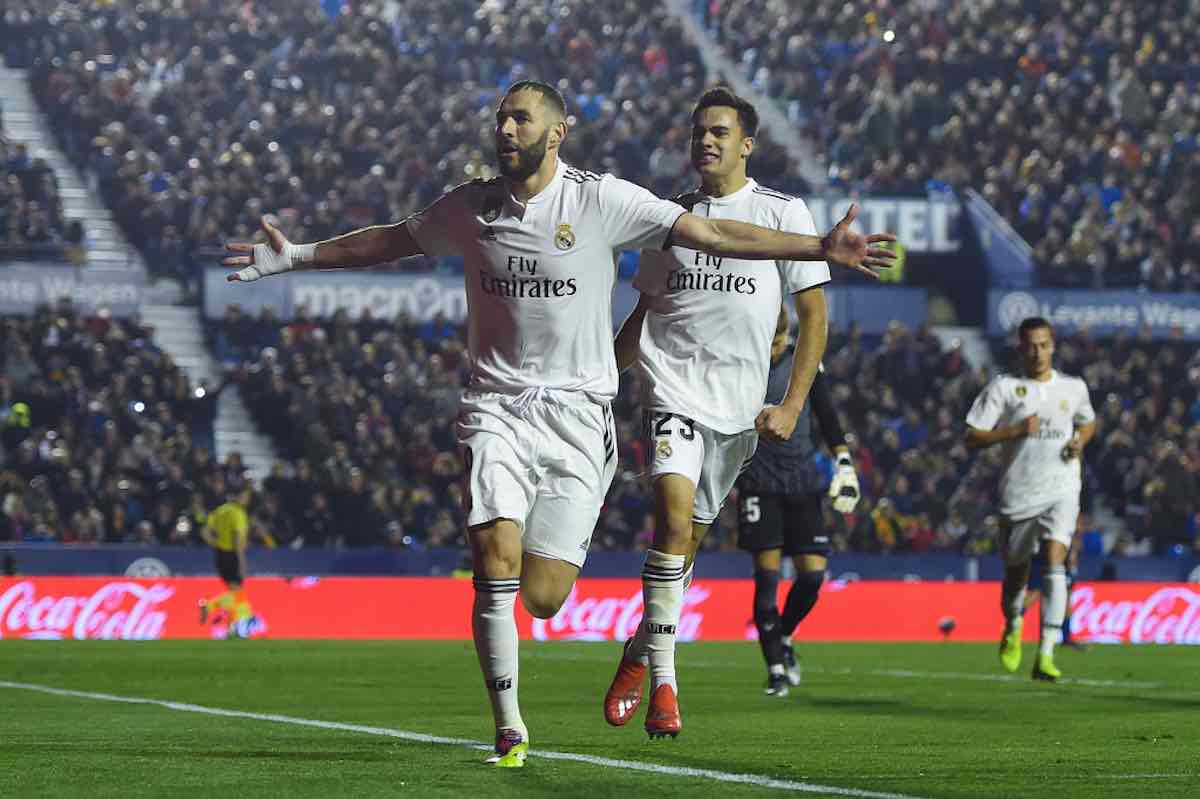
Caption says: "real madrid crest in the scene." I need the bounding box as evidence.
[1060,399,1070,411]
[555,223,576,251]
[1015,386,1027,397]
[656,439,672,460]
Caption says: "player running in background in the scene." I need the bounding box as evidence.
[965,317,1096,681]
[224,80,895,764]
[604,87,850,737]
[199,484,263,638]
[738,310,861,697]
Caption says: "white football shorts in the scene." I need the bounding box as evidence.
[457,389,617,569]
[999,494,1080,565]
[645,410,757,525]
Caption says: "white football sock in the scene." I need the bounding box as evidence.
[1040,566,1067,659]
[641,549,687,694]
[627,562,693,666]
[472,577,526,739]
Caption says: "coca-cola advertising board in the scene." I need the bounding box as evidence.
[1,577,1197,644]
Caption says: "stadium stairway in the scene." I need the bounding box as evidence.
[0,62,180,303]
[664,0,826,190]
[139,304,277,482]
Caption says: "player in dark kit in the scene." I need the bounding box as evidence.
[737,309,861,696]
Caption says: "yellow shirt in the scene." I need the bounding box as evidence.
[208,503,249,552]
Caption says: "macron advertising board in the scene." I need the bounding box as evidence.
[204,269,927,335]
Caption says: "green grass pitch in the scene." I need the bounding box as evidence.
[2,641,1197,798]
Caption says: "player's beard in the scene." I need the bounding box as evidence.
[497,128,550,181]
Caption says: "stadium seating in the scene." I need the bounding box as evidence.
[0,136,75,263]
[0,307,230,544]
[2,2,1195,555]
[711,0,1200,290]
[4,297,1194,553]
[218,312,1200,555]
[20,0,807,288]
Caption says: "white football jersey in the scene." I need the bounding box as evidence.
[965,370,1096,517]
[406,159,685,400]
[633,179,831,434]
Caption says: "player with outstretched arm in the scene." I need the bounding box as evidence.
[224,81,895,763]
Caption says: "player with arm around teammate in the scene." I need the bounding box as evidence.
[223,80,895,763]
[964,317,1096,681]
[737,311,861,697]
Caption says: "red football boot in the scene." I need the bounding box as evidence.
[603,637,647,726]
[644,684,681,739]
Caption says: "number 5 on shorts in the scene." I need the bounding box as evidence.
[741,495,761,523]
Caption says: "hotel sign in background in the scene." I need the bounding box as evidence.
[989,290,1200,339]
[806,197,961,253]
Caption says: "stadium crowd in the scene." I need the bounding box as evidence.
[210,309,1198,556]
[1,300,1197,556]
[0,1,1196,555]
[11,0,808,292]
[0,305,225,545]
[711,0,1200,291]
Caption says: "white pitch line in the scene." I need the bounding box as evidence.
[0,680,924,799]
[526,652,1172,691]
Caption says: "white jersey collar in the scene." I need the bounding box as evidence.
[508,158,566,210]
[696,176,757,206]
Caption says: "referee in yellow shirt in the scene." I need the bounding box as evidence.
[199,485,258,636]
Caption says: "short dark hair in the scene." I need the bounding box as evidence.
[1017,317,1053,340]
[505,80,567,119]
[692,86,759,138]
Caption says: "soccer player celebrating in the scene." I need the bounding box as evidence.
[603,88,847,736]
[965,317,1096,681]
[224,81,894,765]
[738,312,860,697]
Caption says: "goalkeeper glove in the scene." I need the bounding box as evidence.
[828,451,860,513]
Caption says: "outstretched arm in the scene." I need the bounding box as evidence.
[223,217,422,282]
[670,203,896,279]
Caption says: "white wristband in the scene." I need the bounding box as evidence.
[288,242,316,264]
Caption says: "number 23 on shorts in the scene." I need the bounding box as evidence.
[649,412,696,442]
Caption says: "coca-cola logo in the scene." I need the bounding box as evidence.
[0,581,174,641]
[531,584,712,642]
[1071,586,1200,645]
